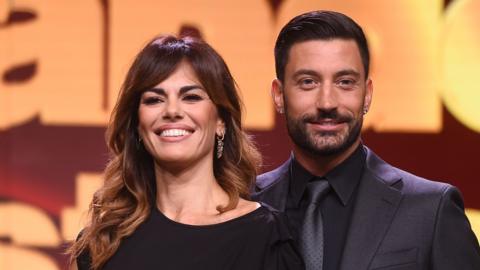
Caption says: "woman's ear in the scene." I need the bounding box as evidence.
[216,118,226,137]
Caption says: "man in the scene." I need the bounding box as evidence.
[253,10,480,270]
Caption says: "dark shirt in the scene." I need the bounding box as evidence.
[77,205,303,270]
[286,145,366,270]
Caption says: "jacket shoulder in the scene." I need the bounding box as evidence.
[256,158,291,190]
[364,145,452,196]
[396,167,451,194]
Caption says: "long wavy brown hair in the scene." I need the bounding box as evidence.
[69,35,261,269]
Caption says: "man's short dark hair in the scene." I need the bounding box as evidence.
[274,10,370,81]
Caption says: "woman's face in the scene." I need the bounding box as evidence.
[137,61,224,168]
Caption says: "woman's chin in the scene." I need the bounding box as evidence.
[153,154,204,169]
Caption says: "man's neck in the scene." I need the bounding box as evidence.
[292,140,361,176]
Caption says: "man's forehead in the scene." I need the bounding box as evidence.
[289,39,360,57]
[285,39,365,76]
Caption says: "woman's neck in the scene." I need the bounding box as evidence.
[154,158,229,224]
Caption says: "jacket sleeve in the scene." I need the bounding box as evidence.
[431,185,480,269]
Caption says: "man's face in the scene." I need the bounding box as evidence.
[272,39,372,157]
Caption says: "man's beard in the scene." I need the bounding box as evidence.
[285,108,363,157]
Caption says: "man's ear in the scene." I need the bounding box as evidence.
[364,78,373,113]
[271,79,285,114]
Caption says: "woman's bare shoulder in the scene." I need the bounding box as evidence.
[70,263,78,270]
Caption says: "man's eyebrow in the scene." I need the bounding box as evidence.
[334,69,361,78]
[292,69,320,78]
[145,84,204,95]
[291,69,362,79]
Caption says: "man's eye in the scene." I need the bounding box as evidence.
[337,79,356,88]
[183,94,203,102]
[302,78,315,85]
[299,78,317,89]
[142,96,163,105]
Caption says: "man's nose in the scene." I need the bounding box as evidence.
[315,83,338,111]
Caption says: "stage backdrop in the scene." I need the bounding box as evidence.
[1,0,479,269]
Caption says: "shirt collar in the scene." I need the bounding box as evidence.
[289,144,366,207]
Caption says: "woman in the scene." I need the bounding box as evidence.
[69,35,303,270]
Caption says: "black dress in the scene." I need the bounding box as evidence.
[77,204,303,270]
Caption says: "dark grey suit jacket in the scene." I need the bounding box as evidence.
[253,146,480,270]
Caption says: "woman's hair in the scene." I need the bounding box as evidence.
[69,35,261,269]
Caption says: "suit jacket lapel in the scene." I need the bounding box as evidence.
[339,148,403,270]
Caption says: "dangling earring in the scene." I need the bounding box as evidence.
[363,108,369,115]
[216,132,225,159]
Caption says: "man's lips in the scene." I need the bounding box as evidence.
[307,119,347,131]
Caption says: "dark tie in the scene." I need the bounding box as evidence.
[300,179,330,270]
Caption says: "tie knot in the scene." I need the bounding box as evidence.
[304,179,330,205]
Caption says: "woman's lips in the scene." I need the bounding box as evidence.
[158,128,192,137]
[154,125,195,142]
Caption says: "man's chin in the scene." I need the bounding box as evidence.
[305,133,356,156]
[310,145,345,156]
[290,119,362,157]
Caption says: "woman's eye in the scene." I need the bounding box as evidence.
[142,96,162,105]
[183,94,203,102]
